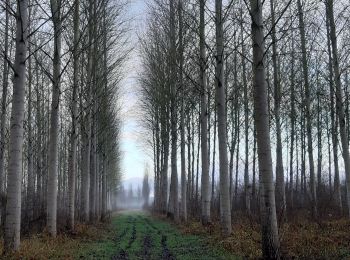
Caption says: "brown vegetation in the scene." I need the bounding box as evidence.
[177,214,350,259]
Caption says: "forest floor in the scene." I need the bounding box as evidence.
[1,211,236,259]
[78,211,236,259]
[176,211,350,259]
[2,211,350,259]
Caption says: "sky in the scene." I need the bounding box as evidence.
[120,0,148,181]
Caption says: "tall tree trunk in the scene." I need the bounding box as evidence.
[27,34,34,224]
[234,115,240,208]
[289,35,295,210]
[178,0,187,222]
[0,0,10,224]
[211,109,217,210]
[317,87,322,198]
[270,0,286,219]
[297,0,317,219]
[241,11,251,215]
[68,0,80,230]
[250,0,280,257]
[80,48,90,221]
[90,111,97,221]
[47,0,62,236]
[168,0,179,221]
[326,0,350,217]
[199,0,210,225]
[325,7,341,214]
[187,113,192,211]
[195,116,200,209]
[4,0,29,251]
[160,113,169,214]
[215,0,231,236]
[252,126,257,211]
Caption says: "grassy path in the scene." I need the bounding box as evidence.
[77,212,237,260]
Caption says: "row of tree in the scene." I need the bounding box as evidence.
[0,0,128,253]
[116,172,151,210]
[139,0,350,258]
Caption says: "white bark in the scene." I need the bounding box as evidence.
[68,0,79,230]
[326,0,350,217]
[250,0,280,257]
[4,0,29,251]
[47,0,62,237]
[27,36,34,223]
[200,0,210,225]
[215,0,231,236]
[270,0,286,218]
[325,7,342,213]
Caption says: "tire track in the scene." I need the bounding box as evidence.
[126,222,136,250]
[161,235,175,260]
[111,216,136,260]
[141,232,153,260]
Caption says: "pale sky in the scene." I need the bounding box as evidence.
[120,0,148,181]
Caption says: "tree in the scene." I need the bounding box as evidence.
[0,0,10,224]
[200,0,210,225]
[178,0,187,222]
[68,0,80,231]
[47,0,63,236]
[326,0,350,217]
[4,0,29,251]
[270,0,286,218]
[250,0,280,257]
[142,169,150,208]
[215,0,231,236]
[168,0,179,222]
[297,0,317,219]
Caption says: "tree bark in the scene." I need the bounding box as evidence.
[250,0,280,257]
[326,0,350,217]
[215,0,231,236]
[4,0,29,251]
[68,0,80,230]
[199,0,210,225]
[0,0,10,224]
[270,0,286,219]
[47,0,62,237]
[289,35,295,210]
[297,0,317,219]
[168,0,179,222]
[178,0,187,222]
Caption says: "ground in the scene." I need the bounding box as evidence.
[78,211,236,259]
[1,211,236,259]
[2,211,350,259]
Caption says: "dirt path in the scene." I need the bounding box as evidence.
[78,212,237,260]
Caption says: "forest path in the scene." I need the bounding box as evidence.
[77,211,237,260]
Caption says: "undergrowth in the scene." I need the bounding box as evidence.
[0,222,110,260]
[176,214,350,259]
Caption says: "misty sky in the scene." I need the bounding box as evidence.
[120,0,148,181]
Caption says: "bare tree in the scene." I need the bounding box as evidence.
[250,0,280,257]
[4,0,29,251]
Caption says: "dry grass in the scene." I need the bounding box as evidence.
[177,215,350,259]
[0,222,109,260]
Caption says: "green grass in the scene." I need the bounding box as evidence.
[76,212,238,259]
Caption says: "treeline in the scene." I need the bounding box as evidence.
[0,0,129,253]
[117,172,151,210]
[139,0,350,258]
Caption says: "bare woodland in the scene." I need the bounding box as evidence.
[0,0,128,254]
[0,0,350,259]
[139,0,350,259]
